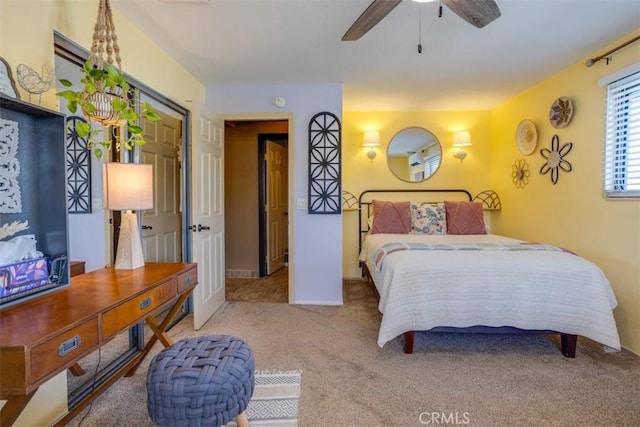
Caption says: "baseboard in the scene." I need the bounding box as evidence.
[225,270,258,278]
[294,300,343,306]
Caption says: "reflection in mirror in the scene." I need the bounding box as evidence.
[387,127,442,182]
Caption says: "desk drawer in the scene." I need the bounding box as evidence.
[31,318,99,383]
[177,267,198,293]
[102,278,177,340]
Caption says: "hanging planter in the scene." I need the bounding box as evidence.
[56,0,159,159]
[81,91,127,127]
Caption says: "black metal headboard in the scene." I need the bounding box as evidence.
[357,189,472,250]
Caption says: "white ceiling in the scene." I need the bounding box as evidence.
[111,0,640,111]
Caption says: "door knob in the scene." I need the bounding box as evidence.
[197,224,211,232]
[141,225,153,230]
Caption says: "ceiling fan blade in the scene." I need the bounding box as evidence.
[442,0,501,28]
[342,0,403,41]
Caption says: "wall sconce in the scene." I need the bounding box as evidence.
[363,130,381,162]
[103,162,154,269]
[452,130,472,162]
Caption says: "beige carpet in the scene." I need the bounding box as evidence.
[226,267,288,303]
[66,279,640,426]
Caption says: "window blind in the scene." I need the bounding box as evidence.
[425,154,440,176]
[603,71,640,198]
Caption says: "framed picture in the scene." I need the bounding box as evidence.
[0,57,20,99]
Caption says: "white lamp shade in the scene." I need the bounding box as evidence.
[363,130,381,147]
[103,163,154,211]
[452,130,472,147]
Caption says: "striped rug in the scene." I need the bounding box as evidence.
[230,370,301,426]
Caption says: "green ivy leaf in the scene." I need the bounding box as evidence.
[128,125,143,135]
[75,121,91,138]
[146,111,161,122]
[88,68,104,79]
[112,97,128,112]
[86,103,98,114]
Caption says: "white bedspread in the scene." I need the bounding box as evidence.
[359,234,620,351]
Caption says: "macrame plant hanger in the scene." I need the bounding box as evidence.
[83,0,128,126]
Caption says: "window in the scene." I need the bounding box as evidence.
[603,69,640,198]
[425,153,441,177]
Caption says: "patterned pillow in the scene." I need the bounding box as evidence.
[444,201,486,235]
[410,202,447,234]
[371,200,411,234]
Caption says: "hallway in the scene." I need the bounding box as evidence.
[225,267,288,303]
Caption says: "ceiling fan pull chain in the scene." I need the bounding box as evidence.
[418,6,423,54]
[439,1,443,18]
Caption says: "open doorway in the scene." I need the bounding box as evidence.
[258,133,288,277]
[224,121,289,302]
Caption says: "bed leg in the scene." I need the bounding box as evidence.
[403,331,415,354]
[560,334,577,358]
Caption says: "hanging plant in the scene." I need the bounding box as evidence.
[56,0,159,159]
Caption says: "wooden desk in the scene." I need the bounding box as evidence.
[0,262,198,426]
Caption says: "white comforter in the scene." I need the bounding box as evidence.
[359,234,620,351]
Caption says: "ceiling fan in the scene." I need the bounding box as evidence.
[342,0,501,41]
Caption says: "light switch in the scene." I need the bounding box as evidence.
[296,198,308,210]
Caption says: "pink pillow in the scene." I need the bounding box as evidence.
[444,201,486,235]
[371,200,411,234]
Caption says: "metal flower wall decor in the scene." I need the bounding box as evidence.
[512,159,530,189]
[540,134,573,184]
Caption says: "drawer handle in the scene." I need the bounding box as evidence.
[140,297,152,310]
[58,336,81,357]
[184,276,192,285]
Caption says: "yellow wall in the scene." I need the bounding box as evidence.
[490,30,640,355]
[342,110,493,278]
[0,1,207,424]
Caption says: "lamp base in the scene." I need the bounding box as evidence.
[114,211,145,270]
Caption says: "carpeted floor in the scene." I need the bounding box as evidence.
[65,279,640,427]
[226,267,288,303]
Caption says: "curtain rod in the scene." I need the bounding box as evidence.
[585,35,640,67]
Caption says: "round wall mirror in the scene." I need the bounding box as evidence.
[387,127,442,182]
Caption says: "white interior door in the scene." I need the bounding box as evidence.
[191,111,225,330]
[266,140,287,275]
[140,110,182,262]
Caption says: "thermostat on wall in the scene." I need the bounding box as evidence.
[274,97,286,108]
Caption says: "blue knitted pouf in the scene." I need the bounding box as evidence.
[146,335,255,427]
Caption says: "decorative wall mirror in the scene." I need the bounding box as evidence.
[387,127,442,182]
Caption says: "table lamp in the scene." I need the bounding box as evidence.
[103,162,153,269]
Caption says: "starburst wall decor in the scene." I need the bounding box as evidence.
[540,134,573,185]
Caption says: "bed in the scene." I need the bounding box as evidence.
[357,189,620,357]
